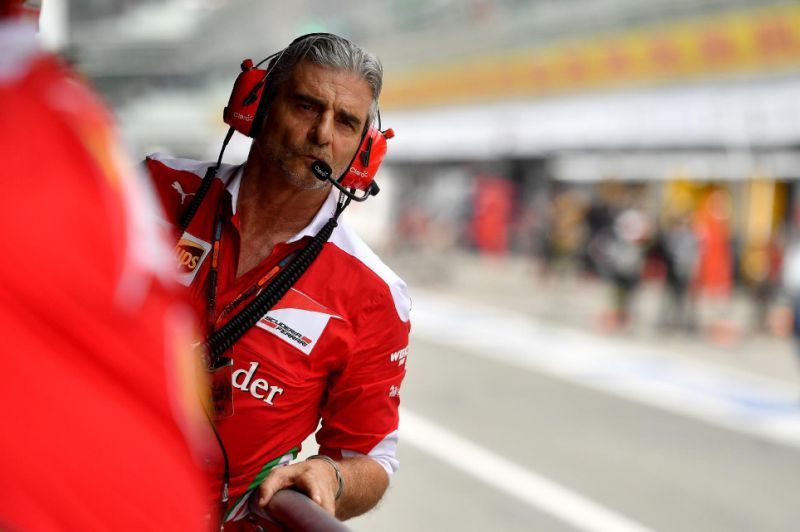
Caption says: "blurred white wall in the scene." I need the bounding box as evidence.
[38,0,67,50]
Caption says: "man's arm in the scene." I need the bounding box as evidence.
[256,454,389,520]
[257,285,411,519]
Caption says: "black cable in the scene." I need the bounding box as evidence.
[204,408,230,526]
[177,127,235,237]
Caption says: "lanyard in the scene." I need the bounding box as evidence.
[205,215,225,332]
[204,206,298,336]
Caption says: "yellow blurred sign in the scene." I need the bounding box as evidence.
[383,5,800,109]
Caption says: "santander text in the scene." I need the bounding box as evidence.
[232,362,284,405]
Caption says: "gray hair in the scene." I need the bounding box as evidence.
[264,33,383,127]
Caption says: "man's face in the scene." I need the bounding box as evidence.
[256,60,373,190]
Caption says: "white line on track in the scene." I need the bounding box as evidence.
[411,291,800,450]
[401,408,655,532]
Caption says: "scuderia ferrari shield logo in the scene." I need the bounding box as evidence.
[256,288,342,355]
[175,232,211,286]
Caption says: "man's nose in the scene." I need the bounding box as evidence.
[308,111,333,146]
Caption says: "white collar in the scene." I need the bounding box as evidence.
[224,165,339,243]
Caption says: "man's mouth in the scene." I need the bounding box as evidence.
[299,153,328,164]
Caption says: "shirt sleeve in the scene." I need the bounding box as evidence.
[315,285,411,476]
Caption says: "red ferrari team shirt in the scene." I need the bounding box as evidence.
[144,153,411,521]
[0,22,213,531]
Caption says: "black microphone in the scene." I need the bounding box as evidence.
[310,160,376,202]
[311,160,333,182]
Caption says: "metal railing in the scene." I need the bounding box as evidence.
[246,489,351,532]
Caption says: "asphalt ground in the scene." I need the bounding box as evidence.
[390,251,799,384]
[342,251,800,532]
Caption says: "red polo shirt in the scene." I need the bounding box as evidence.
[144,153,411,521]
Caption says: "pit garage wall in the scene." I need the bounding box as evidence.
[381,3,800,275]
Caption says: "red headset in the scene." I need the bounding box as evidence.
[222,52,393,198]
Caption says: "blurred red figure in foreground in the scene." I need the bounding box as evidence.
[0,1,213,529]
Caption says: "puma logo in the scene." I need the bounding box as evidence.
[171,181,195,205]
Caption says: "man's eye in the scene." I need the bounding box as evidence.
[297,103,314,112]
[338,119,357,131]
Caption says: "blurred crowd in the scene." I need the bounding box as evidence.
[391,171,800,348]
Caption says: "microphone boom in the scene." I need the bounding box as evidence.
[310,160,374,202]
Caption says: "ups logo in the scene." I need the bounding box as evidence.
[175,239,204,273]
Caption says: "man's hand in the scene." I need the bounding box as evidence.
[256,455,389,520]
[257,459,339,515]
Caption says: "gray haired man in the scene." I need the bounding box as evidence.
[143,33,411,525]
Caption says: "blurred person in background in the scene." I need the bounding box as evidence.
[656,213,699,332]
[581,193,614,278]
[604,206,651,330]
[470,174,513,256]
[782,234,800,368]
[0,0,213,529]
[540,188,587,279]
[142,33,410,527]
[693,189,736,344]
[742,233,783,333]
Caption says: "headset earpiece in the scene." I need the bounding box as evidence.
[223,59,269,138]
[341,127,394,193]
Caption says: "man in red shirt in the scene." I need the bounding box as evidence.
[144,34,410,525]
[0,1,213,528]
